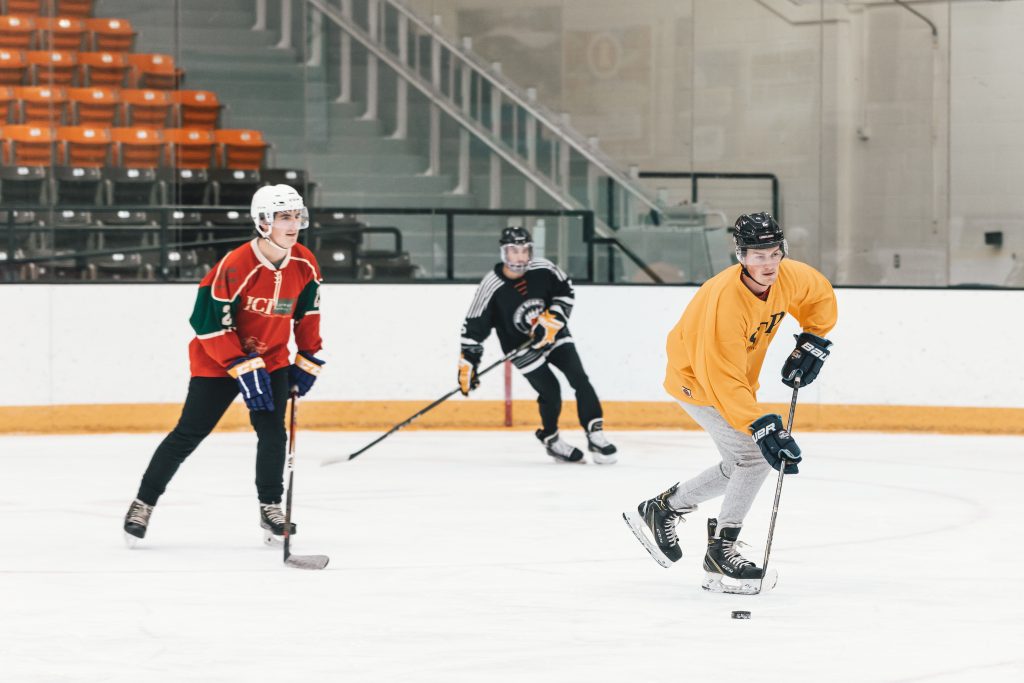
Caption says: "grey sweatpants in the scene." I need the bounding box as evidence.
[666,402,772,531]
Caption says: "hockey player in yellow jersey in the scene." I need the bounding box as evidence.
[623,212,837,594]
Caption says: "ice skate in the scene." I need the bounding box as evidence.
[123,498,153,548]
[622,484,693,568]
[701,518,778,595]
[536,429,584,463]
[586,419,617,465]
[260,503,297,545]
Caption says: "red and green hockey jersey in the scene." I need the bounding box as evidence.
[187,239,323,377]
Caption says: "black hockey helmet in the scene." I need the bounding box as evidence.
[499,226,533,246]
[733,212,785,251]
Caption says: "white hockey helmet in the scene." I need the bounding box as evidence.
[250,184,309,235]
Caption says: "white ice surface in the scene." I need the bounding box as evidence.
[1,429,1023,683]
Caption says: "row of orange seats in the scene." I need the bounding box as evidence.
[1,86,221,127]
[1,1,93,17]
[0,49,180,88]
[0,125,268,170]
[1,15,133,51]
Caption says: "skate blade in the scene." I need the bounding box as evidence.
[123,532,140,549]
[622,511,673,568]
[263,529,283,546]
[590,450,618,465]
[701,569,779,595]
[285,553,330,570]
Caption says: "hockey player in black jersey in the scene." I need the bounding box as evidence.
[458,227,617,464]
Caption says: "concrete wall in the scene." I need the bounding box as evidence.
[403,0,1024,287]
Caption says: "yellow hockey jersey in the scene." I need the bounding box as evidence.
[664,259,837,432]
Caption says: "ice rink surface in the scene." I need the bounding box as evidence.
[1,427,1023,683]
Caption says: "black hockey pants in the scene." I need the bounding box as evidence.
[136,368,290,506]
[522,343,603,437]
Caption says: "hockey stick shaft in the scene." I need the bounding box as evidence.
[321,343,530,466]
[759,373,800,591]
[283,391,330,569]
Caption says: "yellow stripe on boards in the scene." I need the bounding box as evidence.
[0,402,1022,435]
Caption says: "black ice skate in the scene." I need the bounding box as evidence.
[123,498,153,547]
[585,419,617,465]
[260,503,297,545]
[622,483,693,568]
[536,429,584,463]
[701,518,778,595]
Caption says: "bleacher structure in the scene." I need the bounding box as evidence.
[0,0,328,282]
[0,0,734,285]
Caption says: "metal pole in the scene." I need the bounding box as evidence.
[275,0,293,49]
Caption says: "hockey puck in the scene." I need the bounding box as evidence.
[731,610,751,620]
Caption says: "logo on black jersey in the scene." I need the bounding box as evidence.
[513,298,546,334]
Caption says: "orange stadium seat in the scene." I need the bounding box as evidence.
[0,85,13,120]
[14,84,66,124]
[27,49,76,85]
[57,0,94,18]
[67,85,116,125]
[85,17,132,52]
[128,53,182,90]
[77,50,128,87]
[120,87,170,128]
[36,16,84,50]
[172,89,221,129]
[165,127,215,169]
[0,15,35,49]
[6,1,49,14]
[111,126,163,167]
[214,129,268,170]
[56,124,110,166]
[1,123,55,165]
[0,48,26,84]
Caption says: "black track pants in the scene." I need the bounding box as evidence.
[136,368,290,506]
[522,343,603,436]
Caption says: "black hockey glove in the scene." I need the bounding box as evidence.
[750,414,802,474]
[782,332,832,388]
[458,345,482,396]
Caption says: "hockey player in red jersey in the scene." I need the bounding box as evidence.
[123,185,325,546]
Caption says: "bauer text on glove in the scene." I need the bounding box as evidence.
[751,414,802,474]
[782,332,831,388]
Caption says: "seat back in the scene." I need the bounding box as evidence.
[0,84,12,121]
[14,84,67,124]
[214,128,267,170]
[111,126,163,168]
[67,85,116,125]
[36,16,85,51]
[77,50,127,87]
[57,0,94,17]
[0,15,35,50]
[84,17,133,51]
[0,48,26,85]
[7,1,49,14]
[120,87,170,128]
[165,127,215,169]
[2,123,55,165]
[127,53,180,90]
[57,124,111,166]
[27,49,76,85]
[171,89,220,129]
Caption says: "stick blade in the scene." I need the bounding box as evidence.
[284,553,330,570]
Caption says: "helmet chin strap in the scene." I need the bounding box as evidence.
[257,224,290,253]
[740,264,771,288]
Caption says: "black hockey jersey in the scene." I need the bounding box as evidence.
[461,259,575,373]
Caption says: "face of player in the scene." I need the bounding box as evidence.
[267,210,304,249]
[501,244,532,276]
[742,246,784,286]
